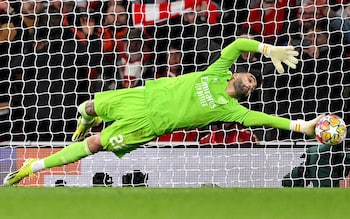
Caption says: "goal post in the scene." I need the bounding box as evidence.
[0,0,349,187]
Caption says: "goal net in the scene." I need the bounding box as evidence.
[0,0,349,187]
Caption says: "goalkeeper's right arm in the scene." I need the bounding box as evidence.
[242,110,323,137]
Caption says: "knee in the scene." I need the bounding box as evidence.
[78,100,97,116]
[86,134,103,153]
[86,100,97,116]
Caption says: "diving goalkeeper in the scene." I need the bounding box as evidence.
[4,38,322,186]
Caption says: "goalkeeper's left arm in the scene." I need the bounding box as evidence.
[242,110,323,137]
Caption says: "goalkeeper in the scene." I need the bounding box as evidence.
[4,38,322,186]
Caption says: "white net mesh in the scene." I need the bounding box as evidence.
[0,0,349,187]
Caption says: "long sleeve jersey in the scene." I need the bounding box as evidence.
[145,38,291,136]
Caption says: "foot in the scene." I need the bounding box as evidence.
[3,159,38,186]
[71,116,102,142]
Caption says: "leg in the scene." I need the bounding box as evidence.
[72,100,102,142]
[44,134,103,169]
[3,134,103,186]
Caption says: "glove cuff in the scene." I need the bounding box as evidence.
[290,119,305,133]
[258,43,269,56]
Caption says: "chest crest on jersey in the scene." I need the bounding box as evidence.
[218,96,229,105]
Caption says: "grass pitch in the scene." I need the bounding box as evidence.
[1,187,349,219]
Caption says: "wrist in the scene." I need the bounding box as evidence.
[290,119,305,133]
[258,43,269,56]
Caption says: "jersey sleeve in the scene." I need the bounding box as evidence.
[242,110,291,130]
[206,38,261,75]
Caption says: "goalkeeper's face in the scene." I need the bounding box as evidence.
[231,73,257,98]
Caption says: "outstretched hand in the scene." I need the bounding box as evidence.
[300,114,325,137]
[266,46,299,73]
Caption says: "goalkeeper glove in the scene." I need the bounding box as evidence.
[290,115,324,137]
[259,44,299,73]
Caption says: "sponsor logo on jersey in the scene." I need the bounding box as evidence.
[195,76,217,109]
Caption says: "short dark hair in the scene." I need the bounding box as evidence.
[249,68,263,88]
[236,63,263,87]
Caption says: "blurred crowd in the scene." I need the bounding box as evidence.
[0,0,349,143]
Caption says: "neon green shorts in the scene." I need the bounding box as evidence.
[94,88,157,157]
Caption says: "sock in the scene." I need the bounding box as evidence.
[31,159,45,173]
[43,140,92,169]
[78,101,95,124]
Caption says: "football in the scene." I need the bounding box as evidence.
[315,114,347,146]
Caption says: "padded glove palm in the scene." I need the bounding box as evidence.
[260,44,299,73]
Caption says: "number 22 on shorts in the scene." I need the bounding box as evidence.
[109,134,126,150]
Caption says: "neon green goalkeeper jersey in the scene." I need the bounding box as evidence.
[145,38,291,136]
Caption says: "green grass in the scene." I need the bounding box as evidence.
[1,187,350,219]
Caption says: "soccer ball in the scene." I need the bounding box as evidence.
[315,114,347,146]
